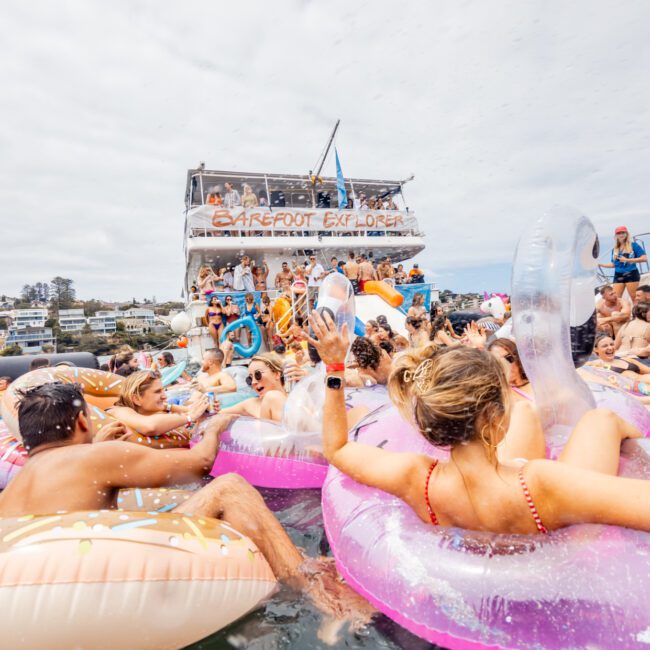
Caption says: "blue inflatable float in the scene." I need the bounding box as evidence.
[220,315,262,358]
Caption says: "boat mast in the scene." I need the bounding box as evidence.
[310,119,340,185]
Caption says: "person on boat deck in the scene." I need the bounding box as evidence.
[407,293,428,320]
[598,226,647,302]
[394,264,407,285]
[220,330,237,367]
[345,337,392,387]
[198,266,218,296]
[377,256,394,282]
[156,351,192,383]
[275,261,294,291]
[223,295,240,324]
[597,284,631,337]
[253,260,269,291]
[218,353,287,422]
[488,338,533,402]
[408,263,425,284]
[241,183,258,208]
[357,254,377,293]
[0,382,372,624]
[615,302,650,358]
[233,255,256,292]
[223,182,241,208]
[107,370,209,440]
[258,293,274,352]
[223,265,234,291]
[205,296,226,348]
[308,310,650,536]
[193,349,236,394]
[343,251,360,293]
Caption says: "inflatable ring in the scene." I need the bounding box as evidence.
[0,510,276,649]
[160,359,188,387]
[206,385,389,489]
[220,315,262,358]
[1,367,124,438]
[0,420,27,489]
[1,368,193,451]
[323,403,650,650]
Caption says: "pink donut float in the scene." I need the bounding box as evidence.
[322,403,650,650]
[204,385,388,489]
[0,420,27,488]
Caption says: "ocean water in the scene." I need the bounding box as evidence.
[185,488,439,650]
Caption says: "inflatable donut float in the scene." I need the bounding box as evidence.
[206,384,389,489]
[0,420,27,489]
[1,367,193,451]
[323,403,650,650]
[0,510,276,649]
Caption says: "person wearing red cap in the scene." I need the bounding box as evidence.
[599,226,647,301]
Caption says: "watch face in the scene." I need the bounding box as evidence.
[326,375,343,390]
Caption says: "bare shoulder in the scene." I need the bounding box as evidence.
[262,390,286,406]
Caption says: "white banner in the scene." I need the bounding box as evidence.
[187,206,418,232]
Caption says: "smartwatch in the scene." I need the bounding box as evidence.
[326,375,344,390]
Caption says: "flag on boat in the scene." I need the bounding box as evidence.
[335,148,347,209]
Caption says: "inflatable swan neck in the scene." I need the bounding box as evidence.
[511,207,599,429]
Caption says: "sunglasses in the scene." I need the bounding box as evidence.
[503,354,515,364]
[245,370,264,386]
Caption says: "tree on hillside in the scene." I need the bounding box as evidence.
[49,277,76,314]
[0,345,23,357]
[83,299,104,317]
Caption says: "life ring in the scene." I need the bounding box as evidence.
[0,510,276,649]
[220,315,262,358]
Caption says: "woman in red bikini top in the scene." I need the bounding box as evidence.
[308,311,649,536]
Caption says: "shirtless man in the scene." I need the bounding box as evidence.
[194,349,237,393]
[597,284,631,337]
[357,255,377,293]
[274,261,294,291]
[0,381,368,615]
[376,256,394,282]
[220,330,237,366]
[343,251,359,293]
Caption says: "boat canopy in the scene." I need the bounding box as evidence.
[184,169,411,211]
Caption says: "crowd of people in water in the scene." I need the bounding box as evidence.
[2,225,650,635]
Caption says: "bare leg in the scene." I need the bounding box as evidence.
[626,281,640,303]
[559,408,642,475]
[176,473,303,581]
[208,323,219,348]
[176,473,375,630]
[612,282,626,299]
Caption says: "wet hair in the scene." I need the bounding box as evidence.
[250,353,284,385]
[114,370,162,409]
[599,284,614,296]
[351,337,382,370]
[379,340,395,356]
[116,365,137,377]
[29,357,50,371]
[161,351,174,366]
[637,285,650,294]
[17,382,87,452]
[487,338,528,381]
[633,302,650,321]
[388,346,509,453]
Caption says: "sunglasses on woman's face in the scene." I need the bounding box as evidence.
[246,370,264,386]
[503,354,515,364]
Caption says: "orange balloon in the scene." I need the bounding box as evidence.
[177,337,188,348]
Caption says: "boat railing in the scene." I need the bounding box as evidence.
[187,227,423,239]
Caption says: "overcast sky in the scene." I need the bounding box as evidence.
[1,1,649,300]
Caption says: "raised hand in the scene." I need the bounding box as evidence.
[307,311,349,365]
